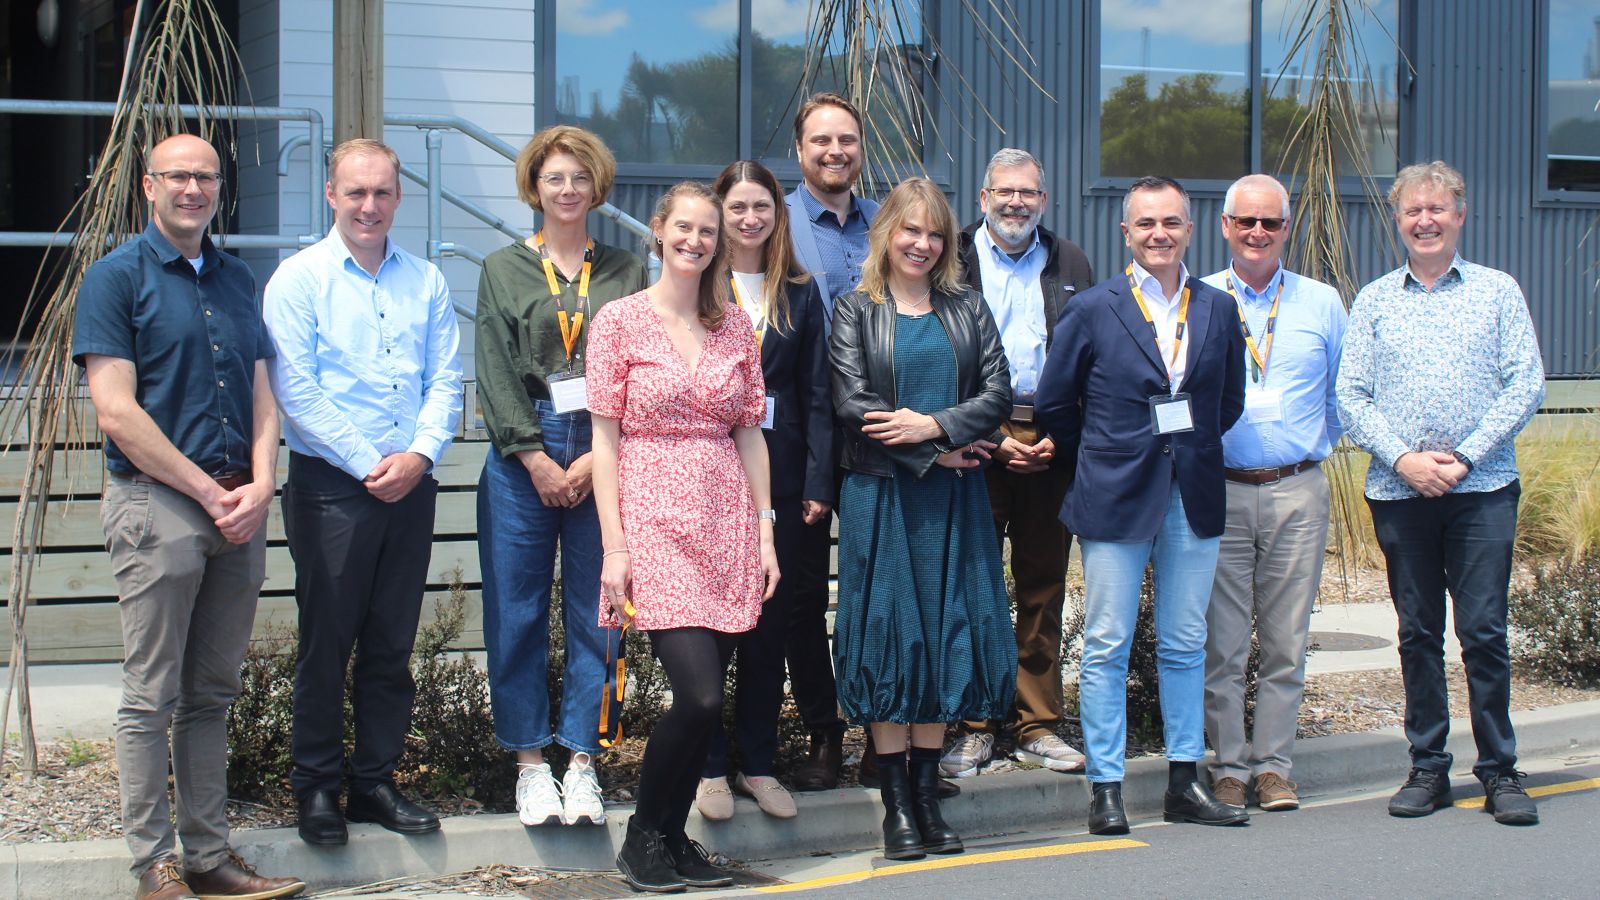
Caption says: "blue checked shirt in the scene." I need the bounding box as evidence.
[798,185,871,301]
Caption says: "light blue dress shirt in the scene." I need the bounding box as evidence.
[974,224,1048,398]
[264,232,464,480]
[1203,265,1347,470]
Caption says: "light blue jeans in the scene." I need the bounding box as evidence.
[1078,483,1220,783]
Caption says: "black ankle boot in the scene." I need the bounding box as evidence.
[876,755,925,861]
[616,821,688,893]
[661,832,734,887]
[909,751,964,854]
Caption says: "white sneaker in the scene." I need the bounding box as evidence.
[516,762,563,826]
[1013,733,1087,772]
[561,757,607,825]
[939,732,995,778]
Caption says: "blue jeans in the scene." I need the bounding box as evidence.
[478,401,616,754]
[1078,483,1220,783]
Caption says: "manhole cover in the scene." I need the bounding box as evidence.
[1308,631,1392,652]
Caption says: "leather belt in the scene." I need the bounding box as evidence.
[1010,404,1035,423]
[1224,459,1319,486]
[122,470,253,492]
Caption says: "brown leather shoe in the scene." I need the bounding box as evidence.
[137,858,198,900]
[1253,772,1300,811]
[1211,776,1248,809]
[184,851,306,900]
[790,726,843,792]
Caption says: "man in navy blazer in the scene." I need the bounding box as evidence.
[1036,175,1247,835]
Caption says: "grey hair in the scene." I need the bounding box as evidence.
[983,148,1046,192]
[1122,175,1191,223]
[1223,174,1291,218]
[1387,161,1467,213]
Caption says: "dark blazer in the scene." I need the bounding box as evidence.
[759,278,834,502]
[830,287,1012,479]
[786,184,881,319]
[1035,271,1246,542]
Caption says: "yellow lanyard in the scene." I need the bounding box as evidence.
[535,231,593,365]
[598,598,635,750]
[1225,273,1284,384]
[729,275,766,352]
[1125,264,1190,376]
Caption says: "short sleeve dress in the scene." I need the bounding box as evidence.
[585,291,769,633]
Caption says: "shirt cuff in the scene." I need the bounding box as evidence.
[407,434,451,469]
[344,445,387,482]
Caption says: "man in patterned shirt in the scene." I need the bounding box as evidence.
[1337,160,1545,826]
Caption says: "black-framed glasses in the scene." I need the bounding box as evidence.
[150,170,224,190]
[987,187,1043,201]
[1228,215,1286,232]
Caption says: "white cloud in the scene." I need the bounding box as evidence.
[693,0,813,39]
[1101,0,1251,47]
[558,0,629,37]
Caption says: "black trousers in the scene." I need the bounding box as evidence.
[783,498,842,731]
[285,451,439,797]
[1368,481,1520,780]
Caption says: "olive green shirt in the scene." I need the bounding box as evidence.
[475,238,649,456]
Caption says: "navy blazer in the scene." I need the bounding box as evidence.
[759,278,834,502]
[1035,271,1246,542]
[785,183,880,322]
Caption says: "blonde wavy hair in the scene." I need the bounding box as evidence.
[858,177,965,304]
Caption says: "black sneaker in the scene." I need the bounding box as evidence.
[1388,767,1453,817]
[1482,770,1539,826]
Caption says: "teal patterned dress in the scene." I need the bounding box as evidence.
[833,311,1017,724]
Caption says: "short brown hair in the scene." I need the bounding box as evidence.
[792,92,863,147]
[859,178,964,304]
[515,125,617,211]
[328,138,400,185]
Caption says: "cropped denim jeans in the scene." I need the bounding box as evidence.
[478,401,616,755]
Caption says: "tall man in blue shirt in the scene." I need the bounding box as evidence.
[1201,174,1346,814]
[941,148,1094,779]
[75,133,304,900]
[265,138,464,845]
[1337,161,1544,826]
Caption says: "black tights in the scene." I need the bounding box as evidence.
[631,627,739,835]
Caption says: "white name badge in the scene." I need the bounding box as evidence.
[1245,387,1284,424]
[762,394,777,430]
[1150,393,1195,435]
[548,374,589,414]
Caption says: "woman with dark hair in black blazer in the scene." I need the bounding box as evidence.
[691,160,834,822]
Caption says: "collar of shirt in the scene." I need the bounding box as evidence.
[799,182,862,228]
[976,221,1042,266]
[1227,262,1285,306]
[141,220,218,274]
[1402,252,1466,291]
[1129,259,1191,312]
[327,230,399,279]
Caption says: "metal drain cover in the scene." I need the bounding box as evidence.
[1308,631,1392,652]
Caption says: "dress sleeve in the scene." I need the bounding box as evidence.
[585,298,630,418]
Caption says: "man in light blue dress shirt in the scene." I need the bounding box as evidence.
[1200,175,1346,814]
[264,138,463,846]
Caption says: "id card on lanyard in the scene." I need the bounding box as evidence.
[1226,272,1286,423]
[1127,264,1194,432]
[541,232,594,414]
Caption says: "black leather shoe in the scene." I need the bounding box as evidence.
[909,755,963,854]
[859,747,959,798]
[297,789,347,846]
[662,832,735,887]
[791,726,844,792]
[1388,767,1453,818]
[617,821,688,893]
[346,782,441,835]
[1087,784,1129,835]
[877,758,926,860]
[1164,780,1250,826]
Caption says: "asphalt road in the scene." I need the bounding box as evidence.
[742,758,1600,900]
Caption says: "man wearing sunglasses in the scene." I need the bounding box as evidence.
[1199,174,1347,815]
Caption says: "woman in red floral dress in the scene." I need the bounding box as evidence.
[586,181,779,893]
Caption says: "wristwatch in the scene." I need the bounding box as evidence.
[1451,450,1475,472]
[757,509,777,523]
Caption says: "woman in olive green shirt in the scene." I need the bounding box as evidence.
[474,125,647,829]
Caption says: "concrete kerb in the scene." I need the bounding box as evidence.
[7,699,1600,899]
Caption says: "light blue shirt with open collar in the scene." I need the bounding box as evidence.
[974,222,1048,398]
[1203,263,1346,470]
[264,231,464,480]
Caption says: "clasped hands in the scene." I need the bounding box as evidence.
[1395,450,1470,498]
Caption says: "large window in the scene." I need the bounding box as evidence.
[1096,0,1399,184]
[1546,0,1600,193]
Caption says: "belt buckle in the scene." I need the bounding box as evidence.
[1011,404,1034,423]
[1256,466,1282,486]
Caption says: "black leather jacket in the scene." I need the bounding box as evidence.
[830,287,1012,478]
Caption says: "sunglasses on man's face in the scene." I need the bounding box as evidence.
[1228,215,1286,232]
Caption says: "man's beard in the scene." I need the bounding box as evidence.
[986,209,1040,248]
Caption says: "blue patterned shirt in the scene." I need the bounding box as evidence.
[798,184,871,301]
[1336,254,1544,500]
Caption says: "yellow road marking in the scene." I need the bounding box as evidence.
[756,838,1147,893]
[1453,776,1600,809]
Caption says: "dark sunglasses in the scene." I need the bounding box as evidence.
[1228,215,1286,232]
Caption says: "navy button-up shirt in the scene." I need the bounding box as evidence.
[72,222,272,477]
[798,185,871,301]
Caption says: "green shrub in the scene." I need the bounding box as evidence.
[1509,551,1600,688]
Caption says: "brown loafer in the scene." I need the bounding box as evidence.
[1253,772,1300,811]
[1210,776,1248,810]
[138,859,198,900]
[185,851,306,900]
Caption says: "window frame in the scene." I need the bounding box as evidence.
[1534,0,1600,207]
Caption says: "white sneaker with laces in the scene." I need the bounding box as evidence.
[516,762,563,827]
[939,732,995,778]
[562,757,607,825]
[1013,732,1087,772]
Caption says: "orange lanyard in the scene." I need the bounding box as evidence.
[729,275,766,352]
[535,231,593,365]
[598,598,635,750]
[1225,272,1284,383]
[1126,264,1190,376]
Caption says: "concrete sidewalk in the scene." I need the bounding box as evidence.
[6,699,1599,899]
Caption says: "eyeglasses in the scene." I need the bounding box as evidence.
[987,187,1043,201]
[540,171,595,190]
[150,170,224,190]
[1227,215,1286,232]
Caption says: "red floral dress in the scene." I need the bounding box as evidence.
[585,291,768,632]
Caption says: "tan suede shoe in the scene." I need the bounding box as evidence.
[1210,775,1248,809]
[1253,772,1300,811]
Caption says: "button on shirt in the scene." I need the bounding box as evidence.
[798,185,870,303]
[264,232,464,480]
[1336,254,1545,500]
[72,222,270,477]
[975,225,1048,398]
[1128,260,1191,390]
[1203,265,1347,469]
